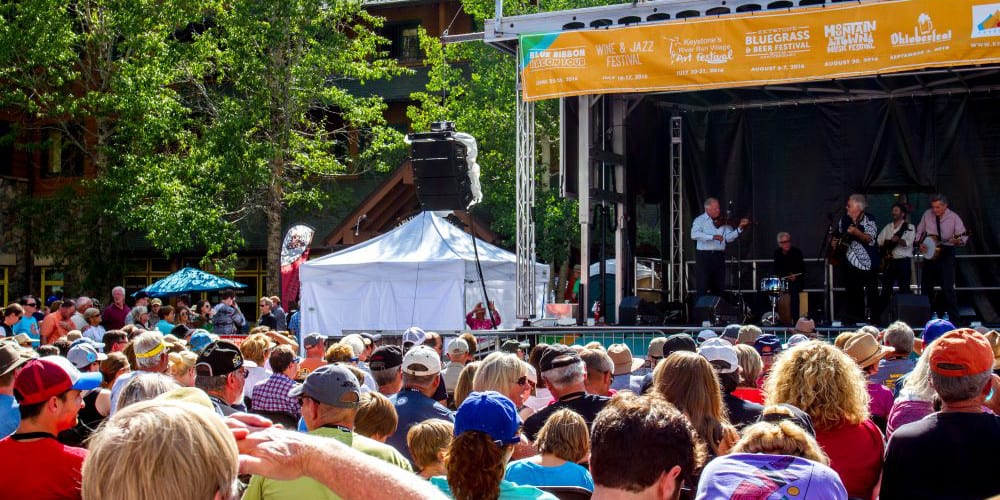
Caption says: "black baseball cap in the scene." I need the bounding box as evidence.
[195,340,244,377]
[538,344,581,372]
[663,333,698,357]
[368,345,403,371]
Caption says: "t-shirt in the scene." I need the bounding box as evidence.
[0,435,88,499]
[12,316,38,343]
[870,356,915,390]
[609,374,644,394]
[101,303,130,330]
[723,393,764,429]
[523,387,553,412]
[387,388,454,463]
[243,426,412,500]
[505,459,594,492]
[522,392,610,442]
[731,387,766,405]
[430,476,558,500]
[885,398,934,439]
[0,394,19,438]
[815,420,884,499]
[155,320,175,336]
[867,382,894,419]
[882,412,1000,499]
[442,360,465,394]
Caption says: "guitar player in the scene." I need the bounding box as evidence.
[877,202,915,317]
[832,193,880,325]
[916,193,969,323]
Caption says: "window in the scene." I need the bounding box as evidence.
[42,128,84,178]
[384,22,423,63]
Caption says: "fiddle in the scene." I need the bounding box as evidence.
[713,215,751,229]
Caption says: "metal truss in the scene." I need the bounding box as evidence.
[515,67,537,320]
[668,114,684,302]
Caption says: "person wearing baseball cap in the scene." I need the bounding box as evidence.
[0,356,101,498]
[522,344,610,442]
[368,345,404,396]
[882,329,1000,499]
[193,340,247,416]
[60,343,111,446]
[401,326,426,351]
[442,338,471,399]
[429,391,554,500]
[915,317,956,354]
[244,364,413,500]
[296,332,328,381]
[700,341,762,429]
[385,345,453,464]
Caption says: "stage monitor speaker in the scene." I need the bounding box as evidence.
[408,124,473,211]
[693,295,721,325]
[619,296,641,326]
[891,294,931,327]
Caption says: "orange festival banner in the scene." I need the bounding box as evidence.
[519,0,1000,101]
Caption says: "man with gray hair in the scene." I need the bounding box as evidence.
[368,345,404,396]
[580,348,614,397]
[109,331,170,415]
[101,286,130,331]
[881,329,1000,499]
[871,321,916,389]
[522,344,610,441]
[833,193,879,324]
[194,340,247,416]
[773,231,805,323]
[70,296,93,330]
[691,197,749,299]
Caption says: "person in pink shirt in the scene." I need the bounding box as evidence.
[843,332,895,433]
[465,301,500,330]
[886,350,936,438]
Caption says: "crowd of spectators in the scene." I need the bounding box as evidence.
[1,287,998,499]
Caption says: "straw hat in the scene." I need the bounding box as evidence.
[844,333,894,369]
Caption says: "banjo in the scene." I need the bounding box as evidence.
[917,231,969,261]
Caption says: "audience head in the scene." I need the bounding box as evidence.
[447,337,470,362]
[733,344,763,388]
[354,391,398,442]
[459,333,478,358]
[732,406,828,464]
[539,344,586,396]
[168,351,198,387]
[368,345,403,391]
[401,345,442,395]
[99,352,130,387]
[447,391,522,500]
[133,331,169,372]
[590,392,705,498]
[737,325,763,346]
[883,321,915,356]
[765,342,869,431]
[292,363,362,430]
[194,340,246,404]
[239,333,273,365]
[117,372,181,411]
[407,419,454,475]
[579,348,614,397]
[14,357,101,432]
[83,400,240,500]
[527,343,550,388]
[926,329,995,405]
[302,333,328,356]
[844,332,893,375]
[700,340,740,394]
[473,352,530,408]
[652,351,729,455]
[453,361,481,408]
[268,345,299,375]
[323,343,355,364]
[535,408,590,464]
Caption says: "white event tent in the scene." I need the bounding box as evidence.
[299,211,550,336]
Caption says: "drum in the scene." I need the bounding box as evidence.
[760,277,785,296]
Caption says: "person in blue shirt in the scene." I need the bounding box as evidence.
[505,408,594,492]
[12,297,41,348]
[386,346,454,463]
[690,198,749,299]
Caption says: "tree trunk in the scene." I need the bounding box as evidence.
[265,159,284,298]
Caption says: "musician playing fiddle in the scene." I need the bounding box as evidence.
[916,193,968,322]
[833,194,879,325]
[691,197,749,300]
[877,202,915,315]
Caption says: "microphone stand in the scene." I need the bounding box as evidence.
[817,212,837,324]
[727,203,749,323]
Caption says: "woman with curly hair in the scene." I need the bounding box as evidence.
[652,351,738,457]
[765,342,883,499]
[431,391,555,500]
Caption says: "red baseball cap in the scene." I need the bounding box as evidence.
[927,329,994,377]
[14,357,103,405]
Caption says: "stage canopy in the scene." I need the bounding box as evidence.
[299,211,550,336]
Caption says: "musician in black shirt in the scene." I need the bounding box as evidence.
[773,232,806,323]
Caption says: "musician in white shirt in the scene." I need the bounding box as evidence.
[877,202,915,316]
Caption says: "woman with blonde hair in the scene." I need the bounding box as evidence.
[731,344,765,404]
[168,351,198,387]
[473,352,536,459]
[505,409,594,492]
[731,406,829,464]
[115,372,181,412]
[765,341,882,499]
[240,333,273,402]
[885,349,936,438]
[652,351,738,457]
[83,400,241,500]
[453,361,480,409]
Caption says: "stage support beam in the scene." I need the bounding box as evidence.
[515,67,537,321]
[612,97,627,317]
[578,96,591,323]
[668,114,685,302]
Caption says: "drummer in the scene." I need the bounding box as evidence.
[773,232,806,324]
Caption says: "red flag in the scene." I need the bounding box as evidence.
[280,224,315,307]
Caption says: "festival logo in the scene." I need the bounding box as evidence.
[971,3,1000,38]
[668,37,734,65]
[890,13,953,46]
[526,46,588,71]
[744,26,811,59]
[824,20,877,53]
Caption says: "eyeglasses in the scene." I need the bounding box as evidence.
[516,375,528,386]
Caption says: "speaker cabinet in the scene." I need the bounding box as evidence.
[409,129,473,211]
[618,296,641,326]
[891,294,931,327]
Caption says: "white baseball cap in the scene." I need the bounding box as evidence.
[402,345,441,376]
[700,343,738,374]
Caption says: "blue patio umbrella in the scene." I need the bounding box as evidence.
[135,267,247,298]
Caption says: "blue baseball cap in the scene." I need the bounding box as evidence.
[696,453,847,500]
[188,330,214,353]
[922,318,956,346]
[754,334,783,356]
[454,391,521,445]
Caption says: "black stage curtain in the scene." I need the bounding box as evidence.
[658,94,999,321]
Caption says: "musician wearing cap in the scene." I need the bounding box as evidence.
[916,193,968,323]
[691,198,749,299]
[833,194,880,325]
[877,202,915,315]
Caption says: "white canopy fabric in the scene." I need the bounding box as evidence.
[299,211,550,336]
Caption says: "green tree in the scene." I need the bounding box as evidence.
[114,0,407,294]
[0,0,218,293]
